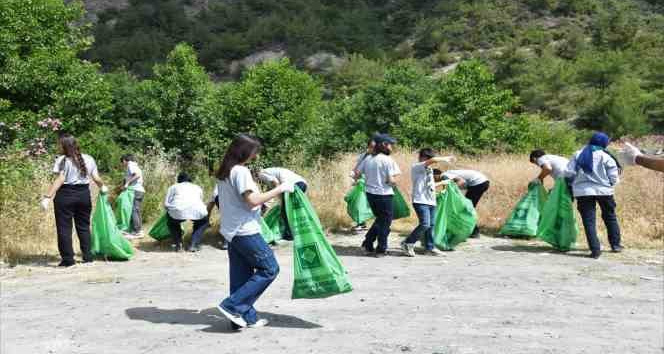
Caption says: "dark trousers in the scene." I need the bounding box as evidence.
[364,193,394,253]
[167,214,209,247]
[281,182,307,240]
[53,184,92,263]
[222,234,279,325]
[131,191,144,233]
[465,181,490,235]
[576,195,621,253]
[405,203,436,250]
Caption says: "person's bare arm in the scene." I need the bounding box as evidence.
[91,171,105,189]
[122,174,139,189]
[636,155,664,172]
[44,174,66,198]
[387,173,400,186]
[243,185,291,209]
[536,163,552,181]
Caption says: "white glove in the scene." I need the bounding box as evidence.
[436,156,456,164]
[349,170,356,178]
[100,185,109,194]
[40,197,51,211]
[277,182,295,194]
[620,142,642,166]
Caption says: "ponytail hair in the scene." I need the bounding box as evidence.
[58,133,87,178]
[215,134,262,181]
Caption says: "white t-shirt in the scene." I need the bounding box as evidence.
[258,167,306,186]
[218,165,262,241]
[125,161,145,193]
[52,154,98,185]
[164,182,207,221]
[358,154,401,195]
[443,170,488,187]
[411,162,436,206]
[536,155,570,179]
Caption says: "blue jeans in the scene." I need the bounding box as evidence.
[221,234,280,324]
[167,214,208,247]
[364,193,394,253]
[405,203,435,250]
[576,195,621,253]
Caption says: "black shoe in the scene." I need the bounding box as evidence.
[82,254,94,263]
[58,260,75,267]
[374,251,387,258]
[611,246,624,253]
[189,244,201,252]
[589,251,601,259]
[172,243,182,252]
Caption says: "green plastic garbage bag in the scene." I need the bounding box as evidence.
[91,194,134,260]
[115,188,135,232]
[344,178,374,224]
[392,187,411,220]
[263,205,285,241]
[499,183,548,237]
[148,212,171,241]
[285,188,353,299]
[260,217,279,244]
[433,183,478,251]
[537,178,578,251]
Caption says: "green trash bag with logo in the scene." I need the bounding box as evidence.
[285,188,353,299]
[263,205,285,241]
[260,216,279,244]
[537,178,578,251]
[91,194,134,260]
[499,183,548,237]
[148,212,171,241]
[115,188,135,232]
[392,187,411,220]
[433,183,478,251]
[344,178,374,224]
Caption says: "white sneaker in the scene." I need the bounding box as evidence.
[216,304,247,328]
[403,243,416,257]
[247,319,269,328]
[424,248,444,256]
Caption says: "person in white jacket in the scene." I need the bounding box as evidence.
[566,132,623,259]
[164,172,209,252]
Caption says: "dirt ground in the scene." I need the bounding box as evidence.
[1,233,663,354]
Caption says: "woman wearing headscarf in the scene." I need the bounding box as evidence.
[567,132,623,259]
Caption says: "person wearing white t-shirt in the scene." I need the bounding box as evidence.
[41,133,108,267]
[401,148,454,257]
[356,133,401,257]
[529,150,570,182]
[442,169,490,238]
[350,135,378,233]
[214,134,294,330]
[258,167,308,241]
[164,172,209,252]
[120,154,145,238]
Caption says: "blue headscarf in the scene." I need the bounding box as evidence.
[576,132,610,174]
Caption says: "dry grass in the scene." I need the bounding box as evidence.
[1,149,662,264]
[302,150,664,250]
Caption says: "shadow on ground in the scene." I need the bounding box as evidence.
[125,307,322,333]
[491,244,589,258]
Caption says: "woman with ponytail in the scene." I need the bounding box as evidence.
[41,133,107,267]
[214,134,294,330]
[566,132,623,259]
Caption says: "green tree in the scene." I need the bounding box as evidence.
[222,58,322,164]
[399,60,526,153]
[0,0,112,149]
[151,43,217,156]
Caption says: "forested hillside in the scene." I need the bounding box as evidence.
[84,0,664,134]
[1,0,663,175]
